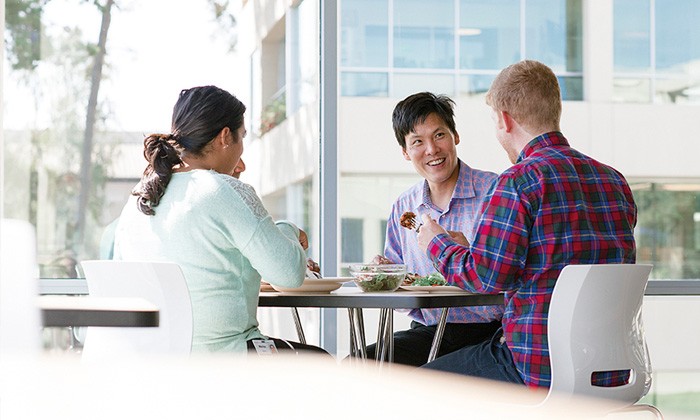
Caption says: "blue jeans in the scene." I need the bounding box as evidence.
[364,320,502,367]
[420,328,525,385]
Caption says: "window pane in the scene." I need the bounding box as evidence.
[458,74,495,98]
[632,182,700,280]
[525,0,583,73]
[394,0,454,68]
[459,0,520,70]
[3,1,254,277]
[613,78,651,103]
[613,0,651,72]
[341,72,389,97]
[392,73,455,98]
[341,0,388,67]
[655,0,700,75]
[558,76,583,101]
[340,175,421,265]
[655,77,700,104]
[341,218,364,264]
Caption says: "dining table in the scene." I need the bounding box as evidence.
[258,287,504,364]
[38,295,160,328]
[37,277,695,362]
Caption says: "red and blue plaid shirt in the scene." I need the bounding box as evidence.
[426,132,637,388]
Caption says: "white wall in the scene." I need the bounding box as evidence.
[339,97,700,181]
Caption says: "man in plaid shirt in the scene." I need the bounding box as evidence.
[416,60,637,388]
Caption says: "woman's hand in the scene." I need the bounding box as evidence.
[298,229,309,250]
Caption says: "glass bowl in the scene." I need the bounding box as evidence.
[348,264,407,292]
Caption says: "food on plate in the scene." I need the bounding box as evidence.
[259,280,275,292]
[402,273,421,286]
[410,272,447,287]
[399,211,417,229]
[402,272,446,286]
[348,263,406,292]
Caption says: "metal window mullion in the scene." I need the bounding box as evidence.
[650,0,657,103]
[388,0,395,97]
[319,0,339,354]
[520,0,526,60]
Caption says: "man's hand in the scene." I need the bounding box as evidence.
[447,230,470,247]
[416,213,448,253]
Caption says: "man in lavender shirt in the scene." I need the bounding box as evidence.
[365,92,504,366]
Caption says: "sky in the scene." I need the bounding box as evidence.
[4,0,244,133]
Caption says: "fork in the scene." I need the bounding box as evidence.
[407,214,423,232]
[411,219,423,232]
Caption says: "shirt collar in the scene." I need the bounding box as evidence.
[516,131,570,163]
[420,159,475,209]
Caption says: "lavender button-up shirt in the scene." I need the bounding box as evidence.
[384,160,504,325]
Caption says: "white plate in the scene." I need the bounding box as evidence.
[400,285,467,293]
[271,278,349,293]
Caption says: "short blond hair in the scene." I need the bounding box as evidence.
[485,60,561,133]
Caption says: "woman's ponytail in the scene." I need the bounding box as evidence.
[132,134,182,215]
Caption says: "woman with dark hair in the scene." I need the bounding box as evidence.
[113,85,326,356]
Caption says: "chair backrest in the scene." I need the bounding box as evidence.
[0,219,41,354]
[546,264,653,405]
[80,260,193,359]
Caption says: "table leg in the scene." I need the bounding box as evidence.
[427,307,449,363]
[375,308,384,360]
[347,308,358,358]
[290,307,307,344]
[387,309,394,363]
[348,308,368,361]
[377,308,388,362]
[355,308,367,360]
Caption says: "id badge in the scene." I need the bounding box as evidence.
[252,339,278,355]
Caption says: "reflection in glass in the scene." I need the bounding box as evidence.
[525,0,583,73]
[394,0,454,68]
[458,74,496,98]
[655,78,700,104]
[632,182,700,280]
[558,76,583,101]
[340,175,420,265]
[393,73,455,99]
[341,0,389,67]
[459,0,519,70]
[613,78,651,103]
[341,72,389,97]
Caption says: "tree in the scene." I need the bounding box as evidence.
[74,0,115,250]
[4,0,116,275]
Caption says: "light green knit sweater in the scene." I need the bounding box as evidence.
[114,170,306,353]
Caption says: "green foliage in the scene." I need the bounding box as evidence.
[4,0,49,70]
[260,94,287,135]
[633,184,700,279]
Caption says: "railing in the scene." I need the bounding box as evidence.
[260,87,286,135]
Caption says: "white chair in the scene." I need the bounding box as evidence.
[0,219,41,354]
[80,260,193,359]
[543,264,662,418]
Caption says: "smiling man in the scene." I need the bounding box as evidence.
[363,92,504,366]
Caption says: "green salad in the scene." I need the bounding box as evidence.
[355,273,404,292]
[411,272,447,287]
